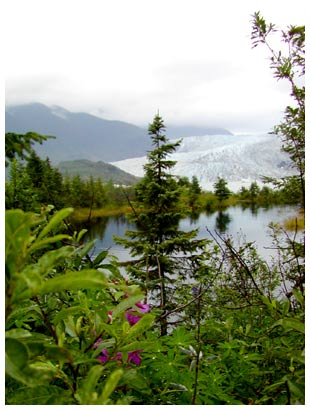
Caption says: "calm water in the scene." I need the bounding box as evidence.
[84,205,299,262]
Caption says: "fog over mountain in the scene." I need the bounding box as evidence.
[5,103,232,163]
[5,103,295,192]
[111,133,296,192]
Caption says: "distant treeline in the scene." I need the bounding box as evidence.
[5,151,301,218]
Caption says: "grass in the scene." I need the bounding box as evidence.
[71,206,132,222]
[283,211,305,231]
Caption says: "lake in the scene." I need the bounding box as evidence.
[84,204,300,262]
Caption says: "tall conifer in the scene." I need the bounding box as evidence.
[115,114,206,335]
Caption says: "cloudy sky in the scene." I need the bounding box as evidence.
[4,0,306,133]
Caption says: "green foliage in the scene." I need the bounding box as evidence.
[5,131,54,166]
[251,12,305,207]
[5,14,305,406]
[5,207,156,405]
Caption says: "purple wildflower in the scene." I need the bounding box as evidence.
[135,302,150,313]
[126,310,141,326]
[125,302,150,326]
[112,351,123,362]
[127,350,142,366]
[97,348,109,364]
[192,286,199,296]
[107,310,113,324]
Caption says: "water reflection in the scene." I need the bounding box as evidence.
[188,209,201,223]
[215,211,231,233]
[79,205,299,260]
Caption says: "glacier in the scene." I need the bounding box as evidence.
[111,133,296,192]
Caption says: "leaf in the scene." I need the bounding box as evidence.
[76,365,105,404]
[97,368,123,404]
[76,228,88,243]
[5,339,56,387]
[119,341,155,353]
[124,314,155,340]
[36,208,73,241]
[35,269,110,296]
[28,235,72,253]
[26,246,75,280]
[5,328,33,339]
[6,386,73,405]
[53,306,85,325]
[78,240,96,259]
[111,294,144,319]
[6,338,28,370]
[93,249,109,266]
[5,210,32,272]
[6,304,42,325]
[274,318,305,334]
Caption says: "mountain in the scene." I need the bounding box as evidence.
[5,103,233,163]
[111,133,296,192]
[5,103,151,163]
[58,159,140,185]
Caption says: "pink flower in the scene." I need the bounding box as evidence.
[126,310,141,326]
[107,310,113,324]
[127,350,142,366]
[112,351,123,362]
[97,349,143,366]
[135,302,150,313]
[97,348,109,364]
[125,302,150,326]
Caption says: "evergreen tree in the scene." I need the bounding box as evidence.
[213,177,230,204]
[249,181,260,202]
[5,159,35,210]
[5,131,53,166]
[115,114,206,335]
[41,158,65,208]
[188,175,202,208]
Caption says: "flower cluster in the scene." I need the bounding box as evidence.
[94,301,150,366]
[97,348,143,366]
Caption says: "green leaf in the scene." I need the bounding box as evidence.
[53,306,85,325]
[6,339,56,387]
[35,269,110,296]
[124,314,155,340]
[76,228,88,243]
[93,249,109,266]
[118,341,155,353]
[78,240,96,259]
[6,338,28,370]
[112,294,144,319]
[28,235,72,253]
[6,386,73,405]
[64,315,78,338]
[5,328,33,339]
[76,365,105,404]
[6,304,42,325]
[36,208,73,241]
[98,368,123,404]
[275,318,305,333]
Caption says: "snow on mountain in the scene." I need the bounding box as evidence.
[111,133,296,192]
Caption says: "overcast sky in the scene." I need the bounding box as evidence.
[4,0,306,133]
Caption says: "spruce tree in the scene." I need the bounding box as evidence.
[213,177,230,204]
[115,114,206,335]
